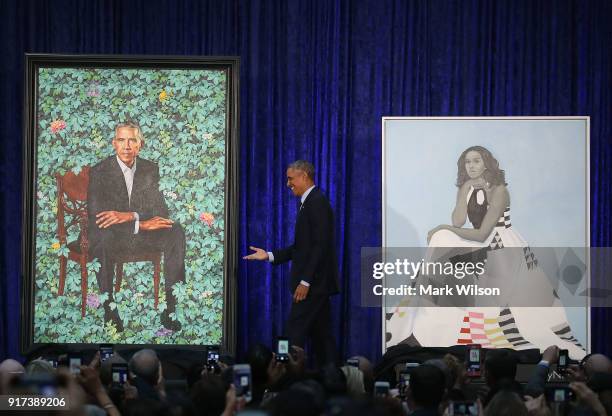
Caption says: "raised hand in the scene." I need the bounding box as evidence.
[243,246,269,261]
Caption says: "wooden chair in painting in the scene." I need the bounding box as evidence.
[56,167,162,317]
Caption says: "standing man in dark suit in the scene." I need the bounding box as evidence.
[244,160,339,366]
[88,121,184,332]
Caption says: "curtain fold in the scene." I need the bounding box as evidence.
[1,0,610,361]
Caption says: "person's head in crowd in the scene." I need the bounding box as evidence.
[317,363,347,398]
[247,343,274,387]
[186,363,206,390]
[585,371,612,416]
[326,396,403,416]
[122,398,169,416]
[599,389,612,416]
[582,353,612,379]
[129,349,160,386]
[290,379,326,410]
[484,389,528,416]
[406,364,446,411]
[424,358,453,390]
[25,359,55,376]
[189,374,226,416]
[588,371,612,393]
[265,388,323,416]
[348,356,374,393]
[0,359,25,394]
[340,365,365,398]
[443,353,462,386]
[100,353,128,387]
[484,349,517,387]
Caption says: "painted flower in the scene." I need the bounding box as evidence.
[86,294,100,308]
[201,290,214,299]
[37,191,44,200]
[87,82,100,97]
[163,190,178,200]
[159,90,168,102]
[203,133,213,141]
[199,212,214,226]
[51,242,61,250]
[155,327,173,337]
[50,119,66,134]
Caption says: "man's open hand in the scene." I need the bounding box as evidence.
[140,216,174,231]
[293,283,309,302]
[243,246,269,261]
[96,211,135,228]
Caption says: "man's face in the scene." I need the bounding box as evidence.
[286,168,310,196]
[112,127,142,167]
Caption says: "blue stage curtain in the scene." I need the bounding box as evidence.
[1,0,610,361]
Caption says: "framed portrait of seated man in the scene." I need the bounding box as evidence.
[21,54,239,352]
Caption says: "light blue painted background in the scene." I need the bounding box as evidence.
[384,118,587,246]
[383,118,589,347]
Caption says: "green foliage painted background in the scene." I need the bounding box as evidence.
[34,67,226,345]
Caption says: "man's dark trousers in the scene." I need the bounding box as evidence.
[89,225,185,301]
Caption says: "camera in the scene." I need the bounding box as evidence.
[68,354,82,375]
[448,401,479,415]
[111,363,128,385]
[374,381,390,397]
[206,346,220,372]
[275,337,290,362]
[545,385,575,403]
[465,344,482,378]
[100,344,114,362]
[557,349,569,373]
[233,364,252,402]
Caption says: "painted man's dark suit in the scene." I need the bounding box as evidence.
[87,156,185,307]
[271,187,339,365]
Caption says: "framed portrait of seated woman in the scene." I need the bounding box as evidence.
[381,117,590,358]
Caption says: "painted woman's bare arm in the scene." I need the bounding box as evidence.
[451,183,471,227]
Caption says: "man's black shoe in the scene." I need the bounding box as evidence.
[160,311,182,332]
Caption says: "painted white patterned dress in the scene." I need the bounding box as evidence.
[385,187,586,358]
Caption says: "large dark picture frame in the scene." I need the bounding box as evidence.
[21,54,239,354]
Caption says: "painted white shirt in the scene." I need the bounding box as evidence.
[116,156,140,234]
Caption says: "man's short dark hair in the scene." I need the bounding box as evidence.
[409,364,446,408]
[485,350,518,385]
[129,349,160,385]
[289,160,315,180]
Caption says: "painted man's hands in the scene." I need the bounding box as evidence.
[96,211,135,228]
[140,216,174,231]
[96,211,174,231]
